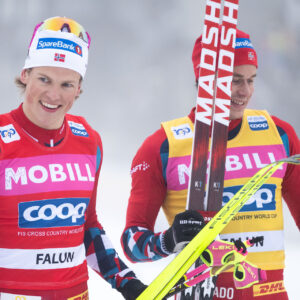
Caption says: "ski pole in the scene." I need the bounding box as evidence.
[164,237,263,297]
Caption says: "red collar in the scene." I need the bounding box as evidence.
[11,104,66,147]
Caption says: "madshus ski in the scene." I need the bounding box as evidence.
[183,0,240,299]
[136,155,300,300]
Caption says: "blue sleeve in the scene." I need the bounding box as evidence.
[84,227,137,290]
[121,226,169,263]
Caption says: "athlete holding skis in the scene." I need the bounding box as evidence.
[121,28,300,299]
[0,16,146,300]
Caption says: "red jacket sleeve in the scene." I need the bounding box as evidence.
[84,130,103,230]
[272,116,300,230]
[125,128,168,232]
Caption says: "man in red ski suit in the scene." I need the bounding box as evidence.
[121,28,300,299]
[0,16,146,300]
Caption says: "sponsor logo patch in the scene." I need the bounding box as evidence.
[247,115,269,131]
[223,184,276,211]
[37,37,82,56]
[253,280,286,297]
[1,155,95,196]
[0,124,20,143]
[0,293,41,300]
[68,121,89,137]
[171,124,193,139]
[18,198,89,228]
[130,161,150,175]
[213,286,235,299]
[235,38,254,49]
[68,290,89,300]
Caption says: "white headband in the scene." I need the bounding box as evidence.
[24,29,89,78]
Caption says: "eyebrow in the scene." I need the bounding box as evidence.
[233,73,257,79]
[37,72,77,83]
[37,72,49,78]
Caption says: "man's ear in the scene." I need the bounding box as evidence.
[20,69,29,84]
[76,83,81,98]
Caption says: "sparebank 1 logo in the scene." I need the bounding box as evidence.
[171,124,193,139]
[0,124,20,143]
[247,115,269,131]
[37,37,83,56]
[18,198,89,228]
[222,184,276,211]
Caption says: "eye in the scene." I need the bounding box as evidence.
[62,82,74,88]
[232,78,242,85]
[39,76,49,83]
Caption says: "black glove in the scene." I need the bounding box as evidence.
[162,210,205,253]
[118,279,147,300]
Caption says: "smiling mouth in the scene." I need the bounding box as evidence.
[40,101,61,109]
[231,99,245,106]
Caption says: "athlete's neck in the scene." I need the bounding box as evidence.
[11,103,66,147]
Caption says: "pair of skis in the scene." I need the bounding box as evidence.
[137,154,300,299]
[183,0,239,299]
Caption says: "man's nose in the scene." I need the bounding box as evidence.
[46,85,61,101]
[238,81,251,97]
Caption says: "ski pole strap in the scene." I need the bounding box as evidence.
[165,259,266,298]
[190,259,266,290]
[166,269,211,298]
[200,238,257,272]
[165,258,267,298]
[182,263,208,280]
[167,263,207,291]
[233,260,267,289]
[165,238,263,296]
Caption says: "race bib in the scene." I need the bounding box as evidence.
[0,293,41,300]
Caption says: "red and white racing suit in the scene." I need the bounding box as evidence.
[0,105,140,299]
[121,107,300,300]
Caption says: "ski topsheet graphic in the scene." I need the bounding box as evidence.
[137,155,300,300]
[184,0,239,299]
[188,0,239,211]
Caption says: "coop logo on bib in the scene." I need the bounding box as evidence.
[68,121,89,137]
[19,197,89,228]
[0,124,20,143]
[223,184,276,211]
[247,115,269,131]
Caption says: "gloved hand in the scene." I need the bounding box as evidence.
[118,279,147,300]
[162,210,205,253]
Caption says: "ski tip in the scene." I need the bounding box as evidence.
[281,154,300,164]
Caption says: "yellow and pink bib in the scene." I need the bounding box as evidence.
[161,109,287,270]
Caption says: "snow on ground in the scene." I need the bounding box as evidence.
[87,163,299,300]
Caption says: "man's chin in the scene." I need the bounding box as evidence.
[230,111,244,120]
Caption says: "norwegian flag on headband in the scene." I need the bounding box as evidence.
[54,53,66,62]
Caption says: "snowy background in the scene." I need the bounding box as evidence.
[0,0,299,299]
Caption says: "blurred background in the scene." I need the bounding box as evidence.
[1,0,299,299]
